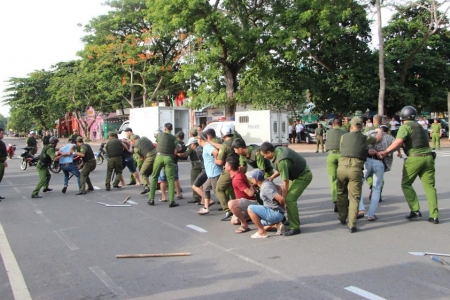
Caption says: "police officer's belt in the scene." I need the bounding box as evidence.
[409,152,433,157]
[328,150,340,154]
[157,153,172,156]
[367,155,382,161]
[191,161,201,165]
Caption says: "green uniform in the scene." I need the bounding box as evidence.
[149,132,178,202]
[26,136,38,155]
[184,147,202,202]
[271,147,312,231]
[398,121,438,218]
[69,133,81,141]
[337,131,376,228]
[238,145,273,177]
[325,127,346,203]
[32,145,56,196]
[342,122,351,132]
[42,135,50,145]
[215,137,239,212]
[315,127,325,151]
[105,138,123,188]
[79,143,96,191]
[430,123,442,149]
[134,137,156,182]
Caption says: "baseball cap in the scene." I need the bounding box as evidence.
[30,131,36,134]
[248,169,264,181]
[124,128,133,132]
[350,117,362,126]
[185,137,198,146]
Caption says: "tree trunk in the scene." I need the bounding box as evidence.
[376,0,385,117]
[224,66,238,117]
[73,110,100,142]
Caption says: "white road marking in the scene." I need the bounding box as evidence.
[35,209,52,224]
[89,266,129,300]
[0,220,32,300]
[93,186,101,190]
[13,187,20,193]
[186,225,208,233]
[127,200,138,204]
[54,230,79,250]
[345,286,386,300]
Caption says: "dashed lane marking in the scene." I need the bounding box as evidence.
[54,230,79,251]
[345,286,386,300]
[89,266,129,300]
[186,225,208,233]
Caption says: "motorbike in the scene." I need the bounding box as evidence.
[20,147,40,170]
[6,143,16,159]
[95,143,108,165]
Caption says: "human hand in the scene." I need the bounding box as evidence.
[378,150,387,158]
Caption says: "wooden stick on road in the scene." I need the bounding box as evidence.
[116,252,191,258]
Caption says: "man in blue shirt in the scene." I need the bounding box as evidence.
[58,138,81,194]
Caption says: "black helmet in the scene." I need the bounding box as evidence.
[49,137,59,144]
[400,106,417,121]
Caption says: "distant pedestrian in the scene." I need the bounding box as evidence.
[0,128,8,201]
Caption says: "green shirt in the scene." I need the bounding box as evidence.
[430,123,442,134]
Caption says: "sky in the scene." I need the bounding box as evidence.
[0,0,110,117]
[0,1,392,118]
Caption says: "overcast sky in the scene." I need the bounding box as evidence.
[0,1,392,118]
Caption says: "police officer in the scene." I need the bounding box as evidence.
[259,142,313,236]
[42,130,51,145]
[178,128,202,203]
[0,128,7,201]
[148,123,179,207]
[27,131,38,155]
[69,129,81,142]
[325,118,346,212]
[315,123,325,153]
[31,137,59,198]
[231,138,274,178]
[74,137,96,195]
[379,106,439,224]
[215,125,240,221]
[130,134,156,194]
[105,132,125,191]
[430,118,442,150]
[336,117,381,232]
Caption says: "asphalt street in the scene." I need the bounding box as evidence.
[0,137,449,300]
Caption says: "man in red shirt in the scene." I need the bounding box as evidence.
[225,156,259,233]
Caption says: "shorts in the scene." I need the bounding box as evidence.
[193,170,208,187]
[248,205,284,226]
[122,156,136,173]
[232,199,258,219]
[158,164,179,182]
[203,175,220,199]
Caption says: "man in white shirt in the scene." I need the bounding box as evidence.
[389,117,399,137]
[296,121,304,143]
[288,123,293,143]
[418,117,427,130]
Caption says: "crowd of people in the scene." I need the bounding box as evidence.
[0,105,442,235]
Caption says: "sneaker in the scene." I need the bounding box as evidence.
[198,207,209,215]
[276,222,285,236]
[62,186,67,194]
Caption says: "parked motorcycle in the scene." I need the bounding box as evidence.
[6,143,16,159]
[20,147,40,170]
[95,143,108,165]
[49,160,61,174]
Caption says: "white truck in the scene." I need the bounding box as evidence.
[117,107,191,140]
[234,110,289,146]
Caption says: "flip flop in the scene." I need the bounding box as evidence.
[251,232,268,239]
[235,227,250,234]
[159,199,167,202]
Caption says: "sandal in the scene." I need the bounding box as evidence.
[367,215,378,221]
[235,227,250,234]
[251,232,268,239]
[159,199,167,202]
[177,195,183,199]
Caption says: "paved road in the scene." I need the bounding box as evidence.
[0,137,449,300]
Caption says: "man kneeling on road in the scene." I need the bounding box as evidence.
[247,169,286,238]
[225,156,258,233]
